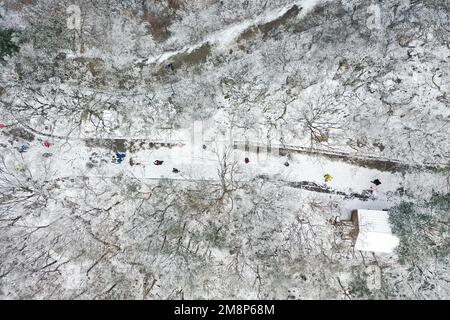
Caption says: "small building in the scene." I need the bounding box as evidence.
[351,209,399,253]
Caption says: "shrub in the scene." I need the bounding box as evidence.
[0,28,19,62]
[389,194,450,266]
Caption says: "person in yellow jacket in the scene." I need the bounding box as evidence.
[15,163,27,172]
[324,173,333,182]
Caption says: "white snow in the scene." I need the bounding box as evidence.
[354,209,400,253]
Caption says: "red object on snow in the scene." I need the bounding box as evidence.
[0,124,7,129]
[153,160,164,165]
[244,157,250,164]
[43,141,50,148]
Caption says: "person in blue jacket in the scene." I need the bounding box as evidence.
[115,152,126,164]
[18,143,30,153]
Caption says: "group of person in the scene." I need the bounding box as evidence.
[118,148,383,188]
[153,160,178,173]
[17,141,51,154]
[150,157,290,175]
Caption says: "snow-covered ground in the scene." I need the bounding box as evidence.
[0,0,448,300]
[2,126,447,218]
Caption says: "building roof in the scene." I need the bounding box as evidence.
[354,209,399,253]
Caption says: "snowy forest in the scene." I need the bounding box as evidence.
[0,0,449,299]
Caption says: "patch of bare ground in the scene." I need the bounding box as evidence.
[3,0,35,12]
[153,43,212,77]
[84,138,183,153]
[233,142,445,173]
[1,127,36,142]
[256,174,373,200]
[171,43,212,67]
[237,5,301,49]
[141,0,184,42]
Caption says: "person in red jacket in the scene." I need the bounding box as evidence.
[244,157,250,164]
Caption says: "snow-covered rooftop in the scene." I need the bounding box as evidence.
[354,209,399,253]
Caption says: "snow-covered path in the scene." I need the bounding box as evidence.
[8,133,448,206]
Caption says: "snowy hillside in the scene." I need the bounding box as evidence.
[0,0,448,300]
